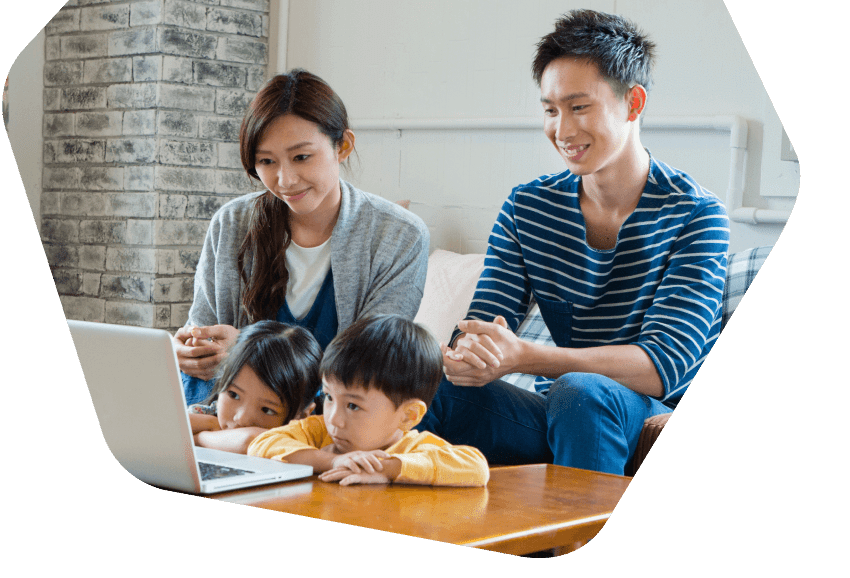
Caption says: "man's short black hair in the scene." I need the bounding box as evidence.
[319,314,444,408]
[532,9,656,96]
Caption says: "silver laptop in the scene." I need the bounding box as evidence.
[68,319,313,494]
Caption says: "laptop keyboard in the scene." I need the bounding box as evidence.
[198,461,255,481]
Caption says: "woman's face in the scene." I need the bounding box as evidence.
[253,114,354,223]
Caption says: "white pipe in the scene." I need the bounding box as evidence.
[353,117,541,130]
[351,115,791,225]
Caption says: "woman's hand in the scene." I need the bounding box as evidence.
[173,324,240,380]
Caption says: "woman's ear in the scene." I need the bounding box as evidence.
[398,399,427,431]
[337,129,356,162]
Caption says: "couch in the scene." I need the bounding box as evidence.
[413,246,773,476]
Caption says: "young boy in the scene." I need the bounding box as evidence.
[247,314,489,487]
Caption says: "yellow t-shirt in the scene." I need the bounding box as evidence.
[248,415,489,487]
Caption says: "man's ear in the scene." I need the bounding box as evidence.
[398,399,427,431]
[337,129,356,162]
[626,85,647,121]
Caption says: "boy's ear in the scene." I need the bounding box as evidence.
[399,399,428,431]
[297,401,316,419]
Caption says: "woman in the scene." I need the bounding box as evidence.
[174,69,429,405]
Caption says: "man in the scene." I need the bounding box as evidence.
[418,9,730,475]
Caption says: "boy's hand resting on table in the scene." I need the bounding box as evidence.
[317,449,401,486]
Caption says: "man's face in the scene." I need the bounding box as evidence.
[540,58,634,180]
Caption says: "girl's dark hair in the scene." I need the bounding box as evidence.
[237,69,352,323]
[319,314,444,409]
[205,320,322,423]
[532,9,656,96]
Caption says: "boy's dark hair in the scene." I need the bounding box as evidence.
[319,314,444,409]
[532,9,656,96]
[206,320,322,423]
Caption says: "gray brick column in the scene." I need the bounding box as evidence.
[41,0,269,331]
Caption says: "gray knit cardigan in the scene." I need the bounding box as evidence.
[186,180,430,331]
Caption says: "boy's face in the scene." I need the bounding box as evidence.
[321,377,408,453]
[540,57,635,180]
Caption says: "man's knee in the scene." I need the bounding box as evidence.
[545,372,662,433]
[546,372,613,414]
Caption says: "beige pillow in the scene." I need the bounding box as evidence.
[414,250,485,345]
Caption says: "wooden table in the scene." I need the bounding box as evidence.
[213,464,631,556]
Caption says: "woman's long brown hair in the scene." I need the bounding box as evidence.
[236,69,351,324]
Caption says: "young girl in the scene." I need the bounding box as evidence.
[174,68,430,406]
[189,320,322,454]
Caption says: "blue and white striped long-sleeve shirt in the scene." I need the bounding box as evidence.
[456,154,730,408]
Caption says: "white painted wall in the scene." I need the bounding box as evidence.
[4,1,798,253]
[267,0,289,84]
[5,29,44,233]
[281,0,798,254]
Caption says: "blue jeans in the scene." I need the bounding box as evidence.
[182,372,215,407]
[418,373,672,475]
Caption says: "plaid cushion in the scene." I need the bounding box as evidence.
[722,246,772,329]
[502,246,773,391]
[501,303,555,392]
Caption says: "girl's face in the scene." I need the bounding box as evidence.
[253,114,354,223]
[216,364,288,430]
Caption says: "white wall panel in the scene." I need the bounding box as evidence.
[283,0,797,254]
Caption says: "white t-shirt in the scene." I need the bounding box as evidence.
[285,238,332,320]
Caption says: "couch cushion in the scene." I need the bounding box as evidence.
[414,250,485,345]
[501,303,555,392]
[722,246,772,329]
